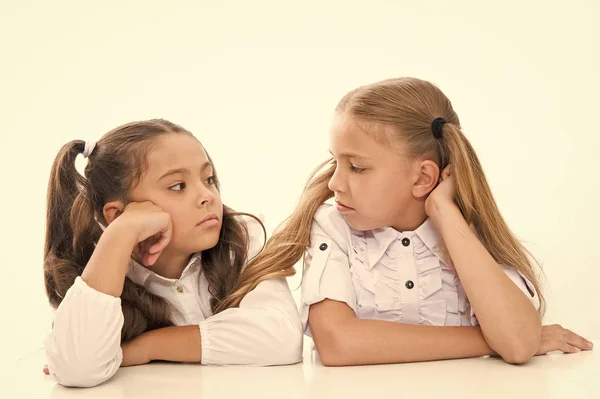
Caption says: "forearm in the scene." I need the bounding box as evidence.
[429,201,541,360]
[318,318,495,366]
[81,220,137,297]
[144,325,202,363]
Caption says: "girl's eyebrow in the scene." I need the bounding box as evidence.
[329,149,372,160]
[158,162,212,181]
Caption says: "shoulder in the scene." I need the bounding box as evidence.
[311,204,353,250]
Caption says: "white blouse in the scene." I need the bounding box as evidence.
[44,218,303,388]
[300,204,539,335]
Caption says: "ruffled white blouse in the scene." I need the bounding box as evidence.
[300,204,539,335]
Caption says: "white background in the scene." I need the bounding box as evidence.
[0,0,598,364]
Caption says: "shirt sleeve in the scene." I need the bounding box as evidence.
[44,277,124,388]
[198,278,303,366]
[299,207,357,337]
[470,265,540,325]
[198,214,302,366]
[500,266,540,310]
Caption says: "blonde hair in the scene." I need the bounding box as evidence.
[240,77,544,315]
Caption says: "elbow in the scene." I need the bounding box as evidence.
[501,347,535,365]
[319,351,347,367]
[44,291,123,387]
[45,340,120,388]
[265,317,304,366]
[268,327,303,366]
[486,316,541,365]
[498,327,541,365]
[277,342,303,365]
[281,323,304,365]
[52,371,112,388]
[319,348,351,367]
[314,329,352,367]
[46,358,116,388]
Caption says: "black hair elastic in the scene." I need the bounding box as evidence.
[431,117,446,139]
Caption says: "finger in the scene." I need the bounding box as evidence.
[146,250,159,265]
[143,244,155,266]
[132,241,144,262]
[143,236,153,258]
[557,341,580,354]
[150,225,172,255]
[564,329,594,350]
[536,347,549,356]
[148,239,164,257]
[136,240,148,266]
[146,246,164,266]
[146,252,160,266]
[143,235,159,265]
[441,165,452,178]
[146,235,163,265]
[148,234,157,251]
[148,233,162,254]
[541,324,562,338]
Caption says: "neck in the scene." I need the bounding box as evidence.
[151,247,193,280]
[392,199,428,232]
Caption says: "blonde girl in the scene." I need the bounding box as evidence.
[260,77,592,366]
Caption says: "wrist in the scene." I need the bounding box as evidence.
[427,198,461,225]
[104,217,138,247]
[138,331,156,362]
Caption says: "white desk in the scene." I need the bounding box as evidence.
[7,339,599,398]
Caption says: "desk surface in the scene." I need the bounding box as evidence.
[6,339,599,399]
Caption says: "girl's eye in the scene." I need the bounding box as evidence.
[169,183,186,191]
[350,165,366,173]
[205,176,215,185]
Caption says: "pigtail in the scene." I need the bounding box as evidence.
[44,140,101,307]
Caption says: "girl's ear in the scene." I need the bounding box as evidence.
[412,160,440,199]
[103,201,125,225]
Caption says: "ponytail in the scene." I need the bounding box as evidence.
[44,140,101,307]
[441,123,545,314]
[214,159,335,312]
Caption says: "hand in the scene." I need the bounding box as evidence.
[113,201,173,266]
[536,324,593,355]
[121,334,152,367]
[425,165,457,218]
